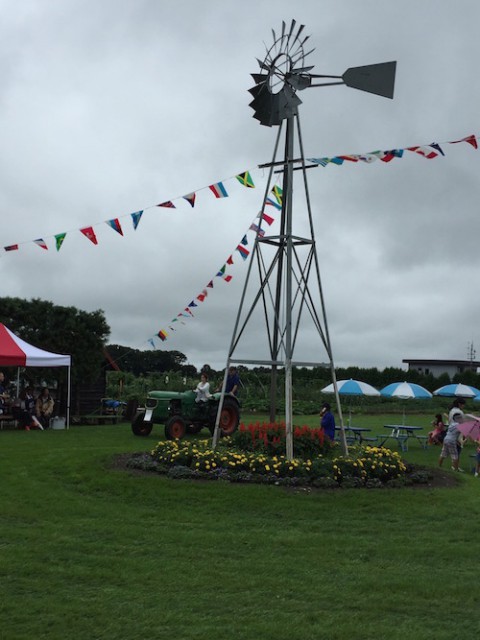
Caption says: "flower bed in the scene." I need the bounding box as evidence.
[126,422,410,488]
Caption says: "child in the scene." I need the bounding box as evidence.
[428,413,446,445]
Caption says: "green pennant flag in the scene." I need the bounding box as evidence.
[236,171,255,188]
[55,233,66,251]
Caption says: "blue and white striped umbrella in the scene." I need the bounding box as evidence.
[321,379,380,396]
[433,383,480,398]
[380,381,432,400]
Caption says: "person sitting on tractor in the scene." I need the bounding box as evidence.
[194,373,212,403]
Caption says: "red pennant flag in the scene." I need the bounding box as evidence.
[4,244,19,252]
[80,227,98,245]
[450,134,478,149]
[157,201,176,208]
[262,212,275,226]
[223,275,233,283]
[226,255,234,265]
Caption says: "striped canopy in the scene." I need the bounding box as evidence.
[433,383,480,399]
[321,379,380,396]
[380,381,432,400]
[0,324,70,367]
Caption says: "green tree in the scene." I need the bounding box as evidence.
[106,345,190,376]
[0,297,109,384]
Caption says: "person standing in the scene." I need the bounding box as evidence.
[216,366,241,396]
[439,398,480,472]
[320,402,336,442]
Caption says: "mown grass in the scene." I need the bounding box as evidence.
[1,418,479,639]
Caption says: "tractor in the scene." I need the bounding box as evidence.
[131,389,240,439]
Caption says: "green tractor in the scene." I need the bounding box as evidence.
[131,389,240,440]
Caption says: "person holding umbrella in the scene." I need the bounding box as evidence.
[439,398,480,472]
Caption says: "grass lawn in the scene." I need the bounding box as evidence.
[1,416,479,639]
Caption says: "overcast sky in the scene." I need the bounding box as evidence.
[1,0,480,372]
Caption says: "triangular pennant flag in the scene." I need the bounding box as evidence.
[450,134,478,149]
[158,330,168,341]
[183,192,196,207]
[207,280,214,288]
[34,238,48,250]
[107,218,124,235]
[307,157,330,166]
[226,255,234,265]
[184,307,194,317]
[197,289,208,302]
[216,265,226,277]
[236,171,255,188]
[328,157,345,165]
[265,197,282,210]
[188,301,198,308]
[357,154,378,163]
[236,245,250,260]
[241,235,248,246]
[157,201,176,208]
[131,210,143,230]
[407,146,439,159]
[148,338,155,348]
[4,244,18,252]
[430,142,445,156]
[271,185,283,204]
[338,155,359,162]
[223,274,233,282]
[209,182,228,198]
[80,226,98,245]
[55,233,67,251]
[250,223,265,237]
[261,212,275,226]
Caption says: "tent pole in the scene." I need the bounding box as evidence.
[66,366,71,429]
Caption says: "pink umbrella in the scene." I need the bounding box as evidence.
[457,420,480,442]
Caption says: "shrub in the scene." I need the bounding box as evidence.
[232,421,332,458]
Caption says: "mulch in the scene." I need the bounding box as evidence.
[110,453,461,489]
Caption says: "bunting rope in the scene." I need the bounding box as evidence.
[152,185,282,345]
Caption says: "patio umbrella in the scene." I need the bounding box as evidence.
[433,383,480,399]
[321,379,380,425]
[456,420,480,442]
[321,379,380,396]
[380,381,432,424]
[380,382,432,400]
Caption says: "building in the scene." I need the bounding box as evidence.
[402,359,480,379]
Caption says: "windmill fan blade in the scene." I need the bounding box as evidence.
[281,20,286,38]
[256,57,270,71]
[251,72,268,84]
[248,82,267,98]
[288,19,296,40]
[342,61,396,98]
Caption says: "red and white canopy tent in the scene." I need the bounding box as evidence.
[0,323,71,427]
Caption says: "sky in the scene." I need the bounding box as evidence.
[1,0,480,373]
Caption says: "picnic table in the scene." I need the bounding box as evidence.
[378,424,429,452]
[335,425,376,445]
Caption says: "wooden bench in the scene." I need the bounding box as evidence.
[82,413,119,425]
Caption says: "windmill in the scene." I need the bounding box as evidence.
[213,20,396,457]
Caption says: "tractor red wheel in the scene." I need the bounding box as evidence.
[165,416,187,440]
[219,398,240,436]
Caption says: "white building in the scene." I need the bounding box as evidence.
[402,359,480,379]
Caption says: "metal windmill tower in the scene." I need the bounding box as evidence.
[213,20,396,458]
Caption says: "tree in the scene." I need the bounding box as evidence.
[106,345,190,376]
[0,297,110,384]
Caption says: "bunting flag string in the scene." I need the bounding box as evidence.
[307,133,477,168]
[2,133,477,254]
[151,202,279,344]
[2,165,258,254]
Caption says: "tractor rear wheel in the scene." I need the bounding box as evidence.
[131,411,153,437]
[218,397,240,436]
[165,415,187,440]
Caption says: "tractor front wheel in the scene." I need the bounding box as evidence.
[131,411,153,437]
[165,415,187,440]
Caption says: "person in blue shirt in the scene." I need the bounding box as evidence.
[320,401,336,441]
[217,366,241,396]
